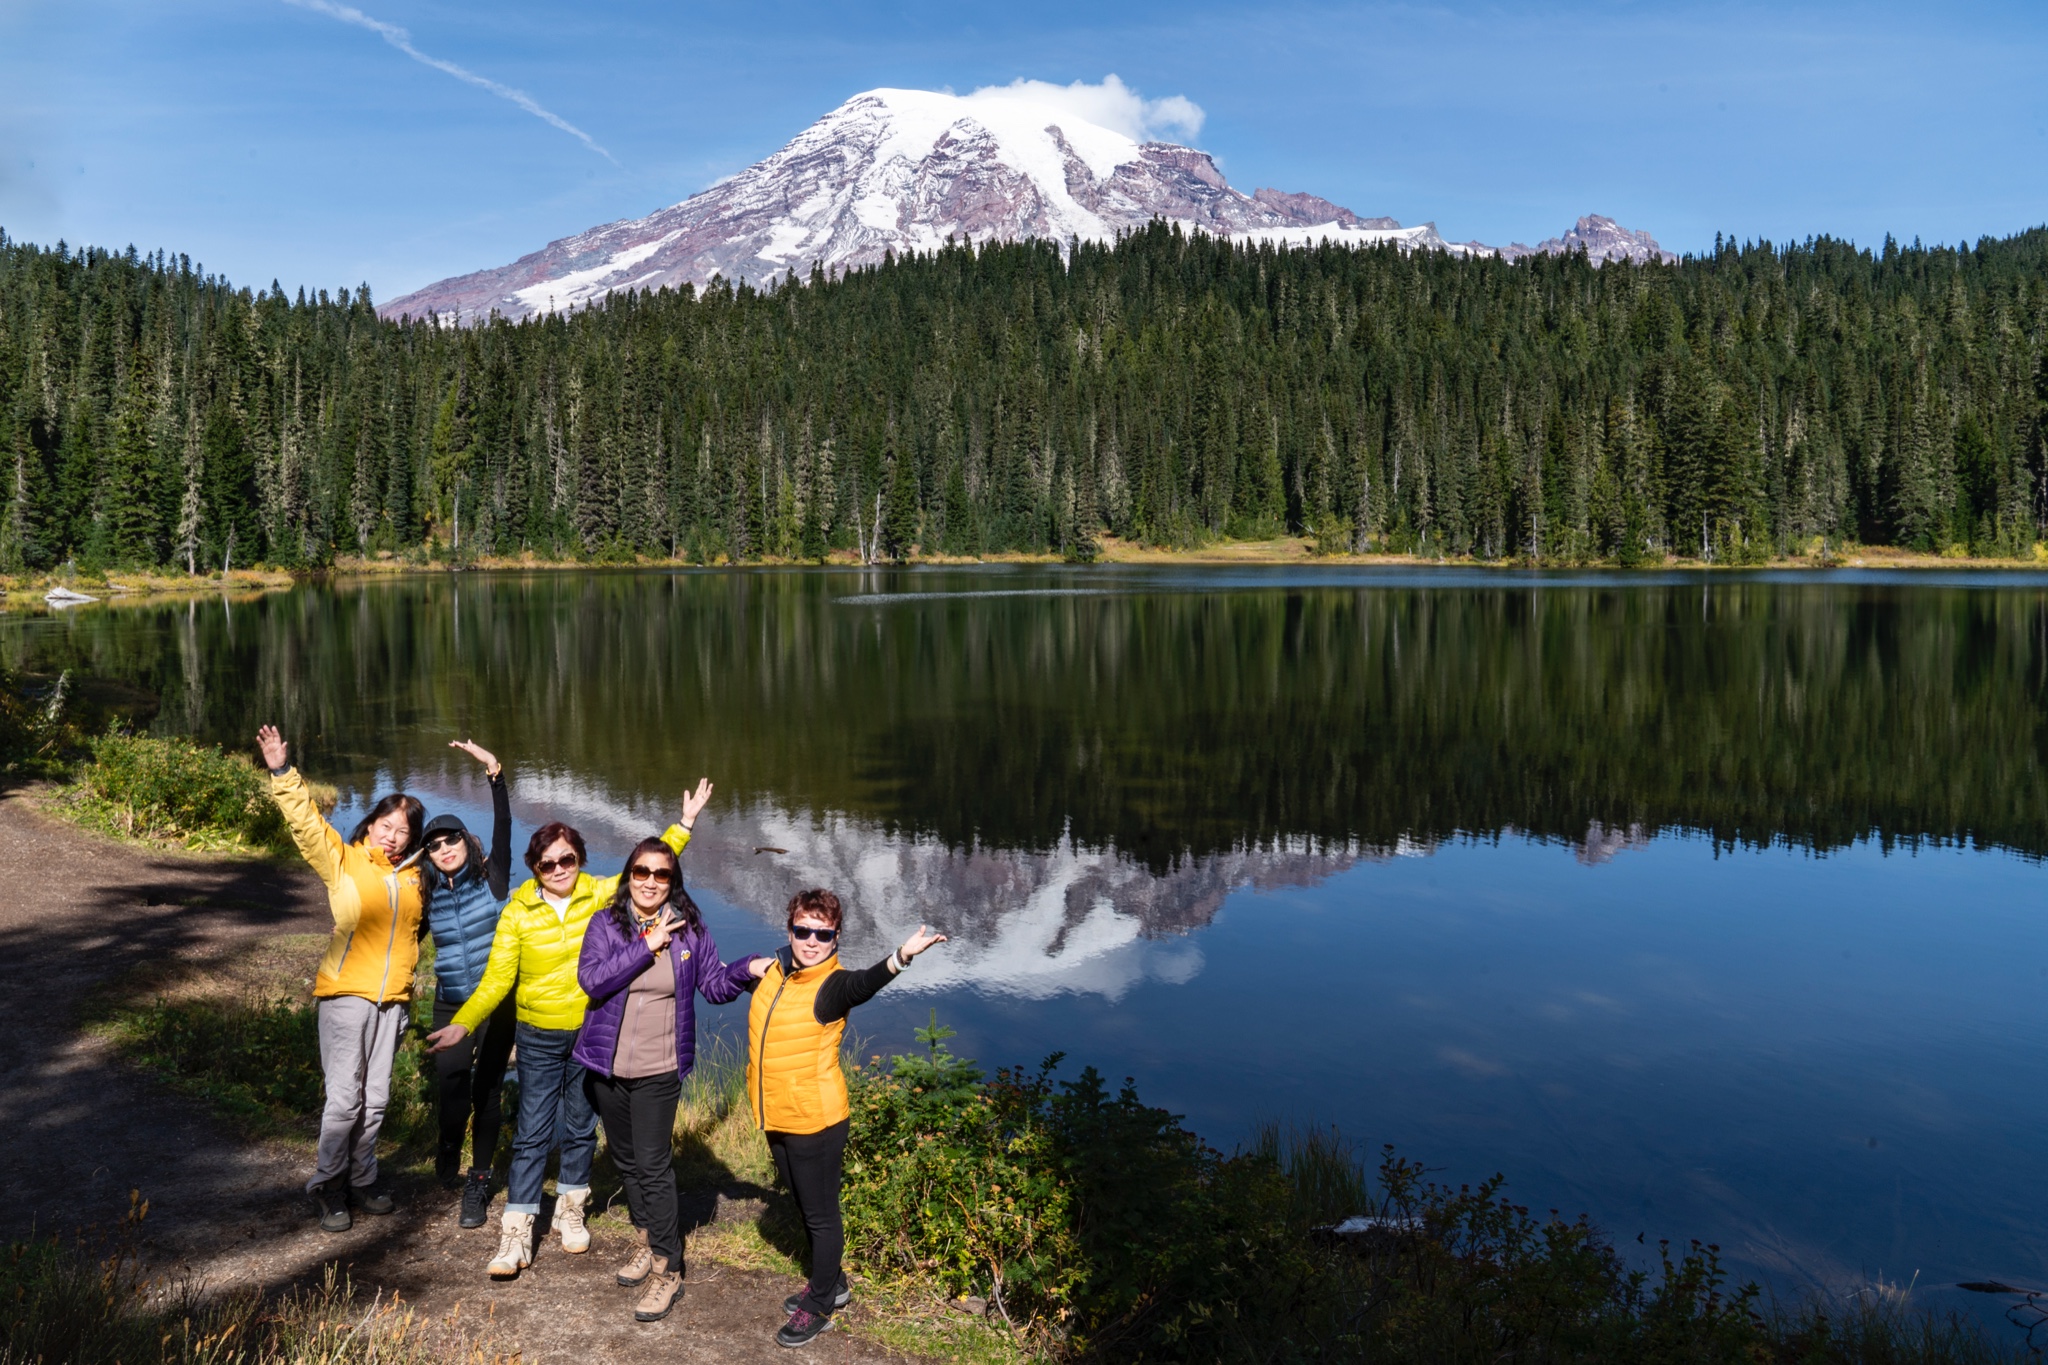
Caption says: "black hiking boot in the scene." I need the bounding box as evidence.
[352,1184,396,1216]
[436,1144,463,1189]
[783,1277,851,1315]
[314,1179,351,1233]
[776,1308,835,1348]
[459,1170,493,1229]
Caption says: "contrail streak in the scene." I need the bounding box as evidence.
[283,0,617,164]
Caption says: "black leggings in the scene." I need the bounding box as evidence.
[767,1119,850,1317]
[588,1070,684,1266]
[431,995,516,1172]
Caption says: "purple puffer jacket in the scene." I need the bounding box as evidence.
[573,911,753,1079]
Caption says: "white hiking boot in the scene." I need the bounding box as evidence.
[554,1188,591,1254]
[488,1210,534,1279]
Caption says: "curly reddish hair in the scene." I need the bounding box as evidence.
[785,887,842,930]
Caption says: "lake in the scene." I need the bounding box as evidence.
[8,565,2048,1312]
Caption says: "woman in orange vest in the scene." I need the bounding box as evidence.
[739,889,946,1349]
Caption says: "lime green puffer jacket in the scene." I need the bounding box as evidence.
[451,824,690,1033]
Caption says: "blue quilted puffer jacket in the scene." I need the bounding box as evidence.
[422,773,512,1006]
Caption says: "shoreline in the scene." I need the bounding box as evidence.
[4,539,2043,608]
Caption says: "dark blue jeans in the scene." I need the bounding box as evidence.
[505,1022,596,1214]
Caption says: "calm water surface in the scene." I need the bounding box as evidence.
[8,565,2048,1309]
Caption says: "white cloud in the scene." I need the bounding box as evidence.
[964,75,1205,144]
[282,0,617,164]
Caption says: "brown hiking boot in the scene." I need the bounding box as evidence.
[634,1258,682,1322]
[615,1227,654,1286]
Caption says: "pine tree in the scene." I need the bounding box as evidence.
[100,356,162,567]
[0,409,50,571]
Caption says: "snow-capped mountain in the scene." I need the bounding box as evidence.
[379,87,1671,324]
[1503,214,1676,266]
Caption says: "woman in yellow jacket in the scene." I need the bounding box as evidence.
[738,889,946,1348]
[426,782,711,1280]
[257,725,425,1235]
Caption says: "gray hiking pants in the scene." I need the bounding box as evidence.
[310,995,407,1191]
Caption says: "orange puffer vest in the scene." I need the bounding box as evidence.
[746,953,849,1135]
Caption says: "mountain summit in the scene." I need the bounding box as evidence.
[379,88,1671,323]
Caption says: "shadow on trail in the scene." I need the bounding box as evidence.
[0,795,339,1276]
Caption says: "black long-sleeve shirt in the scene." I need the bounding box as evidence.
[481,770,511,899]
[743,946,900,1023]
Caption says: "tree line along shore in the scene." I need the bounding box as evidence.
[1,222,2046,574]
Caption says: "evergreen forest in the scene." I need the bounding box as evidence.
[2,220,2047,571]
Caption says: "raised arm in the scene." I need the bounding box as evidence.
[257,726,345,894]
[588,779,712,901]
[449,740,512,899]
[813,925,948,1024]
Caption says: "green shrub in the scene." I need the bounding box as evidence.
[67,730,294,855]
[0,668,76,776]
[845,1015,1311,1358]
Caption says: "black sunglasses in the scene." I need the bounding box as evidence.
[534,853,580,874]
[788,925,838,943]
[425,833,465,851]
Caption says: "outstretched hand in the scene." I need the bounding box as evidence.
[425,1023,469,1054]
[898,925,948,962]
[256,725,287,772]
[449,739,501,778]
[681,777,714,828]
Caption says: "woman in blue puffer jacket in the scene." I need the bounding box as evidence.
[421,739,516,1228]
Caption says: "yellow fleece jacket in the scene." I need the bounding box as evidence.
[451,824,691,1033]
[270,767,425,1003]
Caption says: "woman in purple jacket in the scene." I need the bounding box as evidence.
[574,837,749,1323]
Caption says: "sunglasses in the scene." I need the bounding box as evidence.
[628,864,675,884]
[425,834,465,852]
[534,854,581,875]
[788,925,838,943]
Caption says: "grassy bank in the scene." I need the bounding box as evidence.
[324,535,2048,573]
[0,567,294,611]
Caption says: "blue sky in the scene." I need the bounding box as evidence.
[3,0,2044,301]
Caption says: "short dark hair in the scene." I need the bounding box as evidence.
[348,794,424,857]
[525,821,587,872]
[785,888,842,930]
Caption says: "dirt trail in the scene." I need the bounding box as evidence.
[0,790,925,1363]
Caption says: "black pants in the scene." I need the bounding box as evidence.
[588,1070,684,1267]
[768,1119,850,1317]
[431,994,517,1173]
